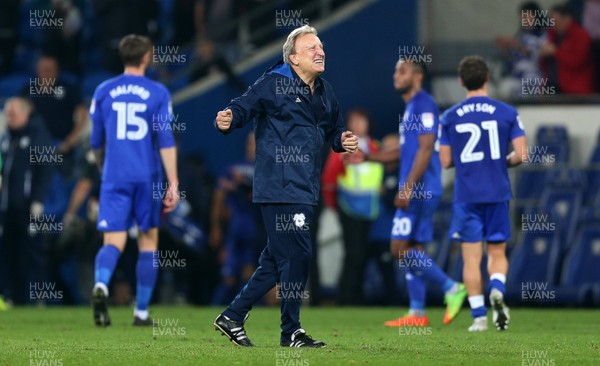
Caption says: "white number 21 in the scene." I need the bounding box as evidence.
[455,120,500,163]
[112,102,148,140]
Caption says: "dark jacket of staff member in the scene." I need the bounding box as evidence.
[0,97,53,304]
[212,25,359,348]
[0,97,53,217]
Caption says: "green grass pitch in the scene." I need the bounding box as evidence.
[1,306,598,365]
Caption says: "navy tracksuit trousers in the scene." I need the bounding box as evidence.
[222,203,313,340]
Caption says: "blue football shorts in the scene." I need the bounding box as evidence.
[449,201,511,243]
[97,181,162,232]
[390,195,441,243]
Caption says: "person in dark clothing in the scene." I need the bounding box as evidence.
[20,56,87,236]
[322,109,383,305]
[0,97,53,305]
[20,56,87,161]
[540,4,595,94]
[212,25,359,348]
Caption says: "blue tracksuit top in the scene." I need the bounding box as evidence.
[215,60,346,205]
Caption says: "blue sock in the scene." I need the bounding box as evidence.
[489,279,506,294]
[489,273,507,296]
[136,251,158,311]
[468,295,487,318]
[407,248,454,292]
[406,268,426,314]
[94,245,121,286]
[471,306,487,318]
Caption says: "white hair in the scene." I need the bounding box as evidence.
[282,25,318,65]
[5,97,33,114]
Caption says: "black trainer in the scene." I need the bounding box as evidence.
[281,328,326,348]
[214,314,254,347]
[92,287,111,327]
[133,316,153,326]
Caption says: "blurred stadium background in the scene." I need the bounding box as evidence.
[0,0,599,311]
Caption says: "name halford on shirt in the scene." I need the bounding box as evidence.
[455,102,496,117]
[109,84,151,100]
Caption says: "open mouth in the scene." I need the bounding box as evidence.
[314,59,324,65]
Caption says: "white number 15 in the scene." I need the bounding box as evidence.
[112,101,148,140]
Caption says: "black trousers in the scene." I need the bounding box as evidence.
[223,203,313,340]
[0,208,47,304]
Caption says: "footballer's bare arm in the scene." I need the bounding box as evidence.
[439,145,453,169]
[507,135,527,168]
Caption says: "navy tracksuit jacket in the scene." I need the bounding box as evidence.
[216,60,346,340]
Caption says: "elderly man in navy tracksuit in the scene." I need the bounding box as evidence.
[213,25,358,348]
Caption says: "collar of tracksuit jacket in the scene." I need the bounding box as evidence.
[268,61,326,122]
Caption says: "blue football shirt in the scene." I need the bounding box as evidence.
[440,96,526,203]
[90,74,175,182]
[399,90,442,197]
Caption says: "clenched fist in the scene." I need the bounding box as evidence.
[216,109,233,131]
[341,131,359,153]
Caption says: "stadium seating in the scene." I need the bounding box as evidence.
[515,167,548,202]
[538,187,582,251]
[506,125,600,306]
[506,230,561,304]
[12,47,39,74]
[536,125,569,147]
[545,168,586,190]
[82,48,104,74]
[514,125,572,211]
[525,126,570,174]
[527,144,569,165]
[585,145,600,201]
[0,73,31,99]
[168,74,191,93]
[558,225,600,306]
[578,193,600,225]
[560,225,600,287]
[60,72,80,86]
[82,71,117,100]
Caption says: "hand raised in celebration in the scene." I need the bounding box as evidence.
[216,109,233,131]
[341,131,359,153]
